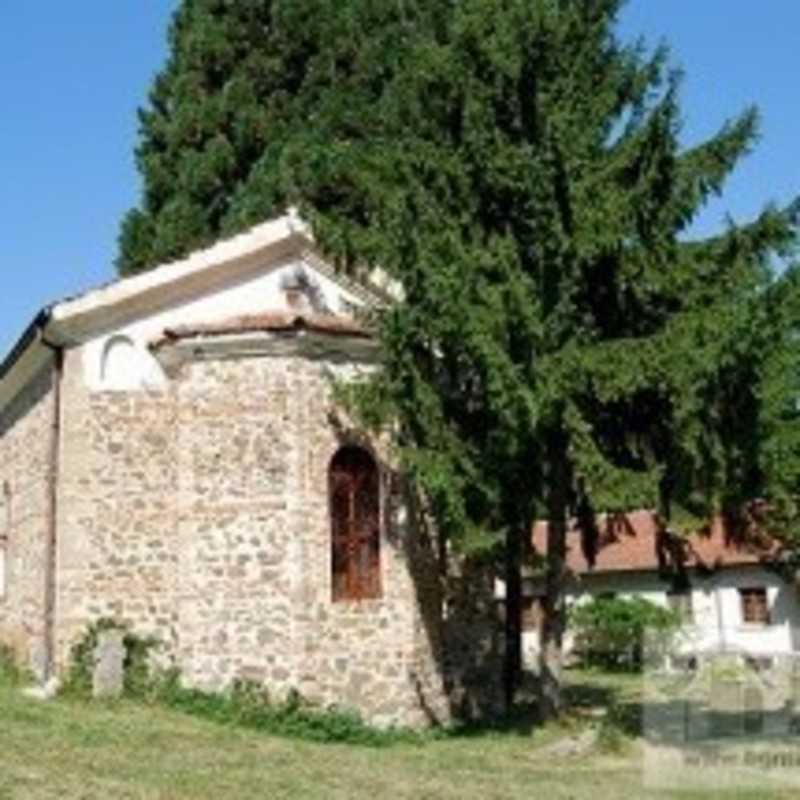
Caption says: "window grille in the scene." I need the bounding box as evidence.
[330,446,381,601]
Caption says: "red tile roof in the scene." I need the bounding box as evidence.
[531,509,778,575]
[151,311,370,350]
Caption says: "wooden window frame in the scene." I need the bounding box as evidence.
[329,446,382,602]
[739,587,770,625]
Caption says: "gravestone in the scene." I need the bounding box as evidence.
[28,641,48,684]
[788,670,800,734]
[743,685,764,735]
[710,678,743,738]
[92,629,125,699]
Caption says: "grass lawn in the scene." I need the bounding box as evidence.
[0,670,795,799]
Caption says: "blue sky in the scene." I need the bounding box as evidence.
[0,2,798,355]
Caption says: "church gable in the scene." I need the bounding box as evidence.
[0,214,386,412]
[83,254,371,391]
[50,220,377,392]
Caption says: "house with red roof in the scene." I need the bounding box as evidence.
[517,510,800,665]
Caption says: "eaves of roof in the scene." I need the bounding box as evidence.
[0,211,382,406]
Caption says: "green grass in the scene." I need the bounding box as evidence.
[0,672,795,799]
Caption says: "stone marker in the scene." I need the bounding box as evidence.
[92,629,125,699]
[710,678,743,738]
[743,685,764,735]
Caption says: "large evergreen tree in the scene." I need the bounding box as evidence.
[287,0,797,716]
[121,0,799,717]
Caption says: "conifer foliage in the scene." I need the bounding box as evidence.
[295,0,796,715]
[117,0,425,274]
[119,0,283,273]
[120,0,799,717]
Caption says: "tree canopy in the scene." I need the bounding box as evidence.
[116,0,433,274]
[119,0,800,716]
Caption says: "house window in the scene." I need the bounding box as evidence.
[330,446,381,601]
[739,587,769,625]
[667,589,693,623]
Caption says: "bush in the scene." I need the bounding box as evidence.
[59,618,159,699]
[0,643,28,687]
[154,679,422,747]
[569,596,680,671]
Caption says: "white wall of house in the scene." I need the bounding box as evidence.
[520,565,800,666]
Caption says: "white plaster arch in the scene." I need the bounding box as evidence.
[97,335,165,391]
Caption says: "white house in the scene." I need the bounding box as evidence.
[519,510,800,666]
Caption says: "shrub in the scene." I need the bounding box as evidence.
[153,678,425,747]
[570,596,680,671]
[60,618,159,699]
[0,643,28,687]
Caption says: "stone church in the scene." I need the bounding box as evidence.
[0,213,499,726]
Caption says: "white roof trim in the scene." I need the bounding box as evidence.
[50,211,311,336]
[0,210,382,413]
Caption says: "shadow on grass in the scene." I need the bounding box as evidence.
[443,701,540,739]
[445,669,643,740]
[562,670,643,738]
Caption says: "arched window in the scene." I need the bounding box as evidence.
[101,335,138,389]
[329,446,381,601]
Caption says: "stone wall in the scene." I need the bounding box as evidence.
[173,356,297,696]
[0,362,56,678]
[55,345,463,727]
[171,355,454,726]
[56,347,180,672]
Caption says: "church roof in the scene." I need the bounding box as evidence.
[0,212,378,409]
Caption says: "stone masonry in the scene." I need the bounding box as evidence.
[52,346,462,726]
[0,363,55,679]
[0,218,503,728]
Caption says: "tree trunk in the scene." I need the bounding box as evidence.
[503,523,524,712]
[538,447,569,721]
